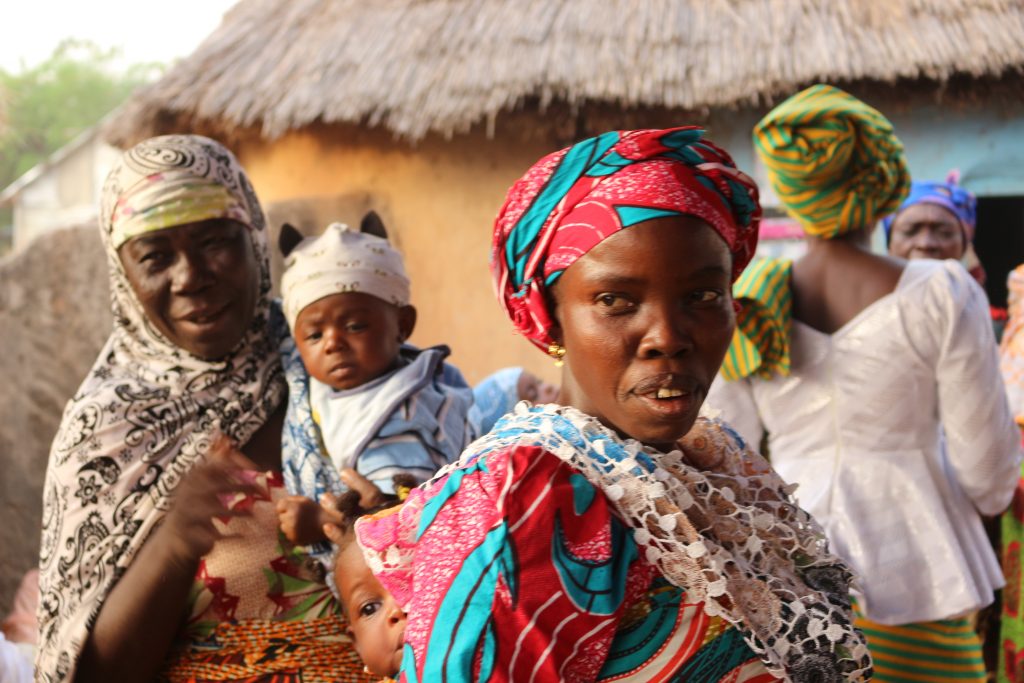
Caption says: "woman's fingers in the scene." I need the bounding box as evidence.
[192,465,262,499]
[209,431,261,472]
[162,434,268,563]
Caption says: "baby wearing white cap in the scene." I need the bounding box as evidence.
[275,212,475,549]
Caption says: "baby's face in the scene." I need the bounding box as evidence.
[293,292,413,391]
[517,370,560,404]
[335,542,406,677]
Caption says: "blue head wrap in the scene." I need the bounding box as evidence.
[882,175,977,243]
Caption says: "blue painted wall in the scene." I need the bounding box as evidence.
[890,102,1024,197]
[704,99,1024,201]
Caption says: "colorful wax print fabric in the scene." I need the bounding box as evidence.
[720,257,794,382]
[491,126,761,353]
[856,613,985,683]
[754,84,910,239]
[159,471,375,683]
[356,404,871,681]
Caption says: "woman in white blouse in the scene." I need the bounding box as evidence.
[708,85,1021,682]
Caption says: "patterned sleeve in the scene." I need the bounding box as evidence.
[279,334,344,502]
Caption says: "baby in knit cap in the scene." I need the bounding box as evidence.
[275,212,475,548]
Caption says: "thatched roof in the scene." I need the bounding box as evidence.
[107,0,1024,146]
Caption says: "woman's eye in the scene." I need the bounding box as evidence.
[359,601,382,618]
[690,289,723,304]
[139,253,172,273]
[140,251,168,264]
[205,228,238,245]
[595,293,633,310]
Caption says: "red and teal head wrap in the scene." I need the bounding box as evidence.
[491,126,762,352]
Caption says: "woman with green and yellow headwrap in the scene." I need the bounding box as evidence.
[708,85,1021,682]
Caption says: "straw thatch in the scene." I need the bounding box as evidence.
[107,0,1024,146]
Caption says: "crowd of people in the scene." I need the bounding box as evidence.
[5,82,1024,682]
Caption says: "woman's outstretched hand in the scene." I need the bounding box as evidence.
[76,434,265,683]
[161,433,263,567]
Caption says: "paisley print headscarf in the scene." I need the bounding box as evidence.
[35,135,287,683]
[492,126,761,353]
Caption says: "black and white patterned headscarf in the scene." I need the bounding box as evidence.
[35,135,287,683]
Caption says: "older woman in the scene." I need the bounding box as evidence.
[352,127,872,681]
[709,85,1020,682]
[883,174,978,261]
[35,135,371,683]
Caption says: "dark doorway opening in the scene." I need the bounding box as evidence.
[975,196,1024,308]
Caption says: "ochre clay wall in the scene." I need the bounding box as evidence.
[238,123,563,384]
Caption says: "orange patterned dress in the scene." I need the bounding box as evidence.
[158,471,375,683]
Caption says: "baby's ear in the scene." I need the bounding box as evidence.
[360,211,388,240]
[279,223,304,257]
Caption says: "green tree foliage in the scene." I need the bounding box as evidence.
[0,39,162,189]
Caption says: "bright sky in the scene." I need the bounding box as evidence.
[0,0,240,72]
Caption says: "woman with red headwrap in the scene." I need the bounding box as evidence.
[349,127,871,681]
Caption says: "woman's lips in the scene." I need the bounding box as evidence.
[631,373,701,418]
[634,391,696,418]
[178,302,229,325]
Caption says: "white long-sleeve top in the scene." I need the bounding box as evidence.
[707,258,1021,625]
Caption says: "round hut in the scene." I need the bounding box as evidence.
[3,0,1024,616]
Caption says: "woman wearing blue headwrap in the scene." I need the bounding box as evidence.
[884,173,985,283]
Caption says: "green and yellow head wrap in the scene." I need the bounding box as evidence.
[723,85,910,382]
[754,84,910,239]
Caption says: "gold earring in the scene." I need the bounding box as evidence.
[548,342,566,367]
